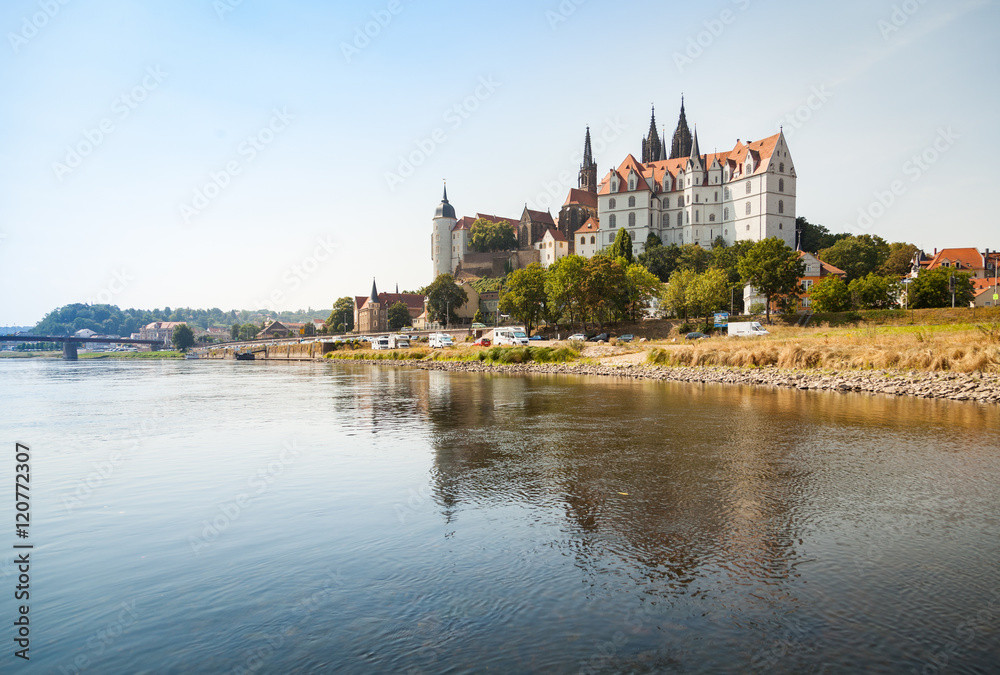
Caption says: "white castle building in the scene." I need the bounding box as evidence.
[597,102,797,256]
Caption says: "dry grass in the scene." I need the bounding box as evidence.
[646,324,1000,373]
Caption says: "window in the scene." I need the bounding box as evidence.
[779,223,783,229]
[745,202,751,215]
[609,198,616,209]
[609,233,615,243]
[628,196,635,207]
[628,212,636,226]
[709,214,716,222]
[685,211,689,224]
[714,191,718,202]
[695,211,699,222]
[677,213,682,226]
[746,224,750,231]
[725,187,731,200]
[724,207,729,220]
[609,214,616,227]
[686,195,690,205]
[629,179,635,190]
[778,200,784,214]
[662,214,669,227]
[725,229,728,235]
[778,178,784,192]
[695,194,699,203]
[580,237,585,245]
[590,236,595,244]
[745,180,751,194]
[779,163,785,172]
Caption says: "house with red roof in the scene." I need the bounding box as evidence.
[535,228,569,267]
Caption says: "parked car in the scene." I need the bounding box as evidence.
[473,337,491,346]
[685,332,708,340]
[618,334,634,343]
[588,333,610,342]
[567,333,587,341]
[528,334,544,341]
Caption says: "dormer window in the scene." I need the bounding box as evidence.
[629,178,635,190]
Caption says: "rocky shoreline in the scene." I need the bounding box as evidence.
[333,357,1000,404]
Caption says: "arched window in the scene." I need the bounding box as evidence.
[745,180,751,194]
[580,237,586,245]
[778,200,784,214]
[725,187,731,200]
[745,202,751,215]
[609,214,616,227]
[662,214,669,227]
[628,212,636,226]
[685,211,690,224]
[724,207,729,220]
[779,223,783,229]
[628,196,636,207]
[677,212,682,226]
[709,214,716,222]
[590,236,595,244]
[779,163,784,172]
[609,198,616,209]
[629,179,635,190]
[778,178,784,192]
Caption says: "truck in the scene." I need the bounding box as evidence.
[371,335,391,350]
[727,321,770,337]
[388,334,410,349]
[428,333,454,348]
[492,327,529,346]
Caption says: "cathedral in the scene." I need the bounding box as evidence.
[431,99,797,281]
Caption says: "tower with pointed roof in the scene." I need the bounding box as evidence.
[579,126,597,193]
[669,98,693,159]
[431,183,458,279]
[641,106,662,163]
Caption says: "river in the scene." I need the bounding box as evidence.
[1,358,998,673]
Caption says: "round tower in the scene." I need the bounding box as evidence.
[431,184,457,279]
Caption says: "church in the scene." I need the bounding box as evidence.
[430,99,798,280]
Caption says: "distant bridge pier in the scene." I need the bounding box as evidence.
[63,342,78,360]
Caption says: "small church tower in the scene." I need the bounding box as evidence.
[579,126,597,193]
[431,184,457,279]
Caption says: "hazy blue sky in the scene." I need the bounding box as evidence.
[2,0,997,325]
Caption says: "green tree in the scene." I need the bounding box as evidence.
[328,297,355,332]
[230,323,239,340]
[848,273,901,310]
[624,263,664,321]
[879,242,921,276]
[818,234,891,281]
[473,309,484,324]
[387,301,411,331]
[796,217,848,253]
[609,228,633,263]
[685,268,730,323]
[808,276,851,312]
[637,242,682,282]
[737,238,806,323]
[303,322,317,336]
[662,268,696,319]
[469,219,517,252]
[172,324,195,352]
[582,255,629,324]
[644,232,663,250]
[677,243,711,273]
[499,263,547,335]
[425,273,468,325]
[910,268,975,308]
[545,255,588,325]
[239,323,258,340]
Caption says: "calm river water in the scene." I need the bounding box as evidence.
[1,358,999,673]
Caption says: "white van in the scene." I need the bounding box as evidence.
[371,335,391,350]
[388,334,410,349]
[727,321,770,337]
[428,333,454,348]
[493,327,529,346]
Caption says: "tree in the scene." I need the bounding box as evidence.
[910,268,974,308]
[645,232,663,250]
[609,228,633,263]
[473,309,484,324]
[303,322,317,336]
[499,263,547,335]
[662,268,696,319]
[818,234,891,281]
[387,301,411,331]
[469,218,517,252]
[172,324,195,352]
[230,323,239,340]
[848,273,901,310]
[737,238,806,323]
[685,268,729,323]
[624,263,663,321]
[581,255,629,324]
[880,242,921,276]
[328,297,355,332]
[545,255,588,325]
[424,273,468,325]
[808,276,851,312]
[677,244,711,274]
[796,217,848,253]
[638,242,682,282]
[239,323,258,340]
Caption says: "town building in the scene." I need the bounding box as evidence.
[355,280,425,333]
[139,321,187,347]
[744,251,844,312]
[536,228,569,268]
[573,217,601,259]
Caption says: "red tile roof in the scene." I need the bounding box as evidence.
[573,217,600,235]
[563,188,598,209]
[474,213,519,227]
[926,248,985,272]
[542,228,567,242]
[523,208,556,225]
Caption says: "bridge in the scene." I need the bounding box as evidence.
[0,335,165,360]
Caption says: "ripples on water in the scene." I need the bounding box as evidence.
[1,359,998,673]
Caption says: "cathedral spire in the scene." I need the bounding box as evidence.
[583,126,593,166]
[657,126,667,161]
[579,126,598,193]
[370,278,378,303]
[690,125,701,160]
[669,96,693,160]
[642,105,662,163]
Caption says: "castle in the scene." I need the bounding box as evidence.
[431,100,797,279]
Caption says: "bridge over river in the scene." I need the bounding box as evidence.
[1,335,165,360]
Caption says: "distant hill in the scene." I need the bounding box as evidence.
[0,326,34,335]
[31,304,325,337]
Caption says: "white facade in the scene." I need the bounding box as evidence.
[431,187,458,278]
[573,218,601,259]
[535,228,569,267]
[598,130,796,253]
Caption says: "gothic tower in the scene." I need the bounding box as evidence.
[578,126,597,193]
[641,106,662,163]
[669,97,693,159]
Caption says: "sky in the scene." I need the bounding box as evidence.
[2,0,998,326]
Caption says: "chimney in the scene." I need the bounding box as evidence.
[934,247,938,255]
